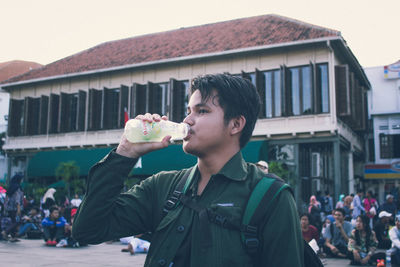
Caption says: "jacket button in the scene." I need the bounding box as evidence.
[177,225,185,232]
[158,259,166,266]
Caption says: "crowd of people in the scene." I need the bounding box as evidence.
[0,174,84,248]
[303,189,400,266]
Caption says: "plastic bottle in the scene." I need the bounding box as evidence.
[124,119,189,143]
[386,248,392,267]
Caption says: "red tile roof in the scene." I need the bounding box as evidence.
[3,14,340,85]
[0,60,42,83]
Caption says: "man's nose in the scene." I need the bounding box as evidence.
[183,114,193,125]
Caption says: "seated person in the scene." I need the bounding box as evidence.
[348,215,384,266]
[41,206,66,246]
[374,211,392,249]
[18,206,42,238]
[323,208,353,258]
[120,234,150,255]
[389,215,400,265]
[300,213,319,243]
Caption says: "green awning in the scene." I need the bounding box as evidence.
[27,140,265,178]
[27,147,113,177]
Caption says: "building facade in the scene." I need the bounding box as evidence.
[364,61,400,203]
[0,15,370,208]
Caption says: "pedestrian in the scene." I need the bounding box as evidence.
[73,74,304,266]
[363,190,377,229]
[348,215,383,266]
[1,173,24,242]
[323,208,353,258]
[70,193,82,208]
[352,189,365,224]
[308,195,322,231]
[41,206,66,246]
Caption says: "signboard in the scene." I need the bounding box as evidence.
[384,60,400,79]
[364,161,400,179]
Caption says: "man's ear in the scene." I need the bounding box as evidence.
[230,115,246,135]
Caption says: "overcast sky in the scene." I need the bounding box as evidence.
[1,0,399,67]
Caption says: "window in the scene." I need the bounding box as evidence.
[317,64,329,113]
[379,134,400,158]
[8,99,24,136]
[170,79,189,122]
[288,65,313,116]
[102,88,120,130]
[264,69,281,118]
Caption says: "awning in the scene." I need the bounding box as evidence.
[27,147,113,177]
[27,140,265,178]
[364,162,400,179]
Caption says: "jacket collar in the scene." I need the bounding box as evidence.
[215,151,248,181]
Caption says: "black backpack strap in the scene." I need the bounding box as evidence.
[162,166,197,215]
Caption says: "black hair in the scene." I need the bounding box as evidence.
[49,205,59,214]
[334,208,345,217]
[190,74,261,148]
[300,213,311,221]
[355,215,372,250]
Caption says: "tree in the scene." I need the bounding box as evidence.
[269,161,296,187]
[55,161,80,198]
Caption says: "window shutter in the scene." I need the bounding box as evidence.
[88,89,102,131]
[59,93,70,133]
[311,62,320,114]
[48,94,60,134]
[335,65,350,116]
[24,97,40,135]
[170,78,185,122]
[118,85,129,128]
[39,96,49,135]
[256,69,266,118]
[148,82,162,115]
[8,99,24,136]
[131,83,147,117]
[78,90,87,131]
[281,65,292,116]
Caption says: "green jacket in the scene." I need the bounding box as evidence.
[73,150,304,267]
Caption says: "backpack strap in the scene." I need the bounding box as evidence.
[241,174,291,254]
[162,166,197,215]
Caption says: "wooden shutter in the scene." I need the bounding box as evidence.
[281,65,292,116]
[24,97,40,135]
[335,65,350,116]
[170,78,186,122]
[311,62,320,114]
[148,82,162,115]
[8,99,24,136]
[77,90,87,131]
[88,89,102,131]
[39,96,49,135]
[48,94,60,134]
[118,85,129,128]
[131,83,147,117]
[101,87,113,129]
[255,69,266,118]
[59,93,70,133]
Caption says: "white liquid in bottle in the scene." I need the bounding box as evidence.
[124,119,189,143]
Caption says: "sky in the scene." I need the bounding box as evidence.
[1,0,399,68]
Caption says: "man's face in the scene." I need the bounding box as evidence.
[334,211,344,223]
[300,216,309,228]
[50,210,59,220]
[183,90,233,157]
[396,220,400,229]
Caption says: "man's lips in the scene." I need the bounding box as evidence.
[183,129,194,141]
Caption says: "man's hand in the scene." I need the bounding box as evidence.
[116,113,172,158]
[335,220,343,229]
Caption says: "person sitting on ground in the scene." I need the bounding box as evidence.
[388,215,400,266]
[120,234,150,255]
[348,215,383,266]
[41,206,66,246]
[17,206,42,238]
[323,208,353,258]
[374,211,392,250]
[59,207,85,248]
[300,213,319,243]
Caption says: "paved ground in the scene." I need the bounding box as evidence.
[0,238,364,266]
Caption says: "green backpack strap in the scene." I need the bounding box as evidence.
[241,174,291,254]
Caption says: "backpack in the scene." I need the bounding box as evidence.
[163,167,323,267]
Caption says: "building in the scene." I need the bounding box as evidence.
[0,60,43,183]
[0,14,370,207]
[364,60,400,202]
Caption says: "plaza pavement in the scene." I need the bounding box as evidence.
[0,238,358,266]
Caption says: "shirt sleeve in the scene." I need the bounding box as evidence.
[259,189,304,267]
[72,150,157,244]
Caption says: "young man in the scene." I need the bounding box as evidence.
[323,208,353,258]
[72,74,303,266]
[42,206,66,246]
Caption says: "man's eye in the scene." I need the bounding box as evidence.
[199,109,208,114]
